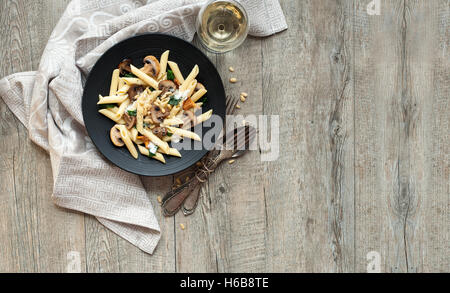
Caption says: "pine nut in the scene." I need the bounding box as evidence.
[228,160,235,164]
[235,104,241,109]
[229,66,235,72]
[157,196,162,203]
[240,96,246,102]
[229,77,237,83]
[241,92,248,97]
[180,223,185,230]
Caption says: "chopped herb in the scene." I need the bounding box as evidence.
[99,104,116,109]
[168,95,181,106]
[123,73,137,78]
[167,69,175,81]
[167,132,173,137]
[148,152,156,158]
[127,109,137,116]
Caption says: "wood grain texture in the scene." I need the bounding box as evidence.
[0,0,85,273]
[0,0,448,273]
[354,0,449,273]
[261,0,355,273]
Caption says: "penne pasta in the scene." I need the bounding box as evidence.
[168,61,184,83]
[180,65,199,92]
[98,95,128,104]
[196,109,213,125]
[116,99,130,118]
[109,69,120,96]
[163,117,184,126]
[191,88,207,103]
[130,64,159,89]
[157,50,170,81]
[122,77,147,86]
[109,106,120,114]
[158,72,167,82]
[118,125,138,159]
[186,80,198,98]
[118,78,126,90]
[138,145,166,163]
[130,127,140,143]
[117,84,131,95]
[140,128,170,153]
[166,126,201,141]
[160,147,182,158]
[99,109,126,124]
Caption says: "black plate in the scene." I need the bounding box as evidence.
[82,34,226,176]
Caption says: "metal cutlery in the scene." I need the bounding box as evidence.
[162,124,257,217]
[180,95,240,215]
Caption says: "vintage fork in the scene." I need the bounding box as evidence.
[180,95,239,215]
[162,125,256,217]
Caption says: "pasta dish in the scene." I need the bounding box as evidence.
[97,50,213,163]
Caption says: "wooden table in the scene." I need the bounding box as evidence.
[0,0,448,273]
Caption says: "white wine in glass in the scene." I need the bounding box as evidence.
[196,0,249,53]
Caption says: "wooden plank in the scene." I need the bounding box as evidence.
[405,0,449,272]
[353,0,408,273]
[353,0,449,273]
[0,0,85,273]
[205,37,267,272]
[262,0,354,272]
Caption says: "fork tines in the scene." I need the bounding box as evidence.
[225,95,239,115]
[222,125,257,151]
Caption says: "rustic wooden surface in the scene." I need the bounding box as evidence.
[0,0,448,273]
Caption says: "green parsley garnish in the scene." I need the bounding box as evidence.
[167,69,175,81]
[123,73,137,78]
[167,132,173,137]
[168,95,181,106]
[99,104,116,109]
[127,109,137,116]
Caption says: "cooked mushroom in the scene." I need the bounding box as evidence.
[158,80,177,95]
[141,55,160,78]
[150,105,170,124]
[110,125,124,147]
[128,85,145,101]
[123,113,136,130]
[118,58,132,75]
[182,110,197,129]
[152,126,168,139]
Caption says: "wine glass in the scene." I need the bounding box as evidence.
[196,0,250,53]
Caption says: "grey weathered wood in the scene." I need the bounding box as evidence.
[0,0,85,273]
[353,0,449,273]
[261,0,355,273]
[412,0,449,273]
[0,0,448,273]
